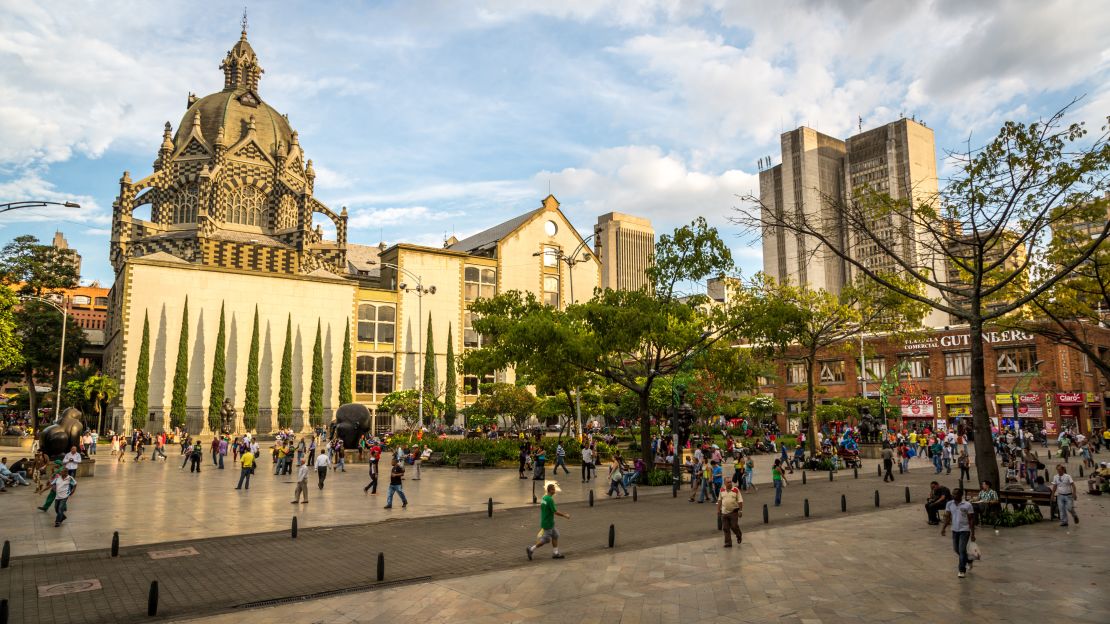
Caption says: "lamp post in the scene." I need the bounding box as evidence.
[19,295,68,423]
[533,234,595,434]
[1010,359,1045,446]
[0,201,80,214]
[369,261,435,430]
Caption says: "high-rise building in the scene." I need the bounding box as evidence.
[51,230,82,277]
[760,118,948,326]
[593,212,654,292]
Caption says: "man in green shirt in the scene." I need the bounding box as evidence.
[526,483,571,560]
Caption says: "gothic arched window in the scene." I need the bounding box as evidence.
[228,186,264,226]
[276,195,298,230]
[170,184,199,224]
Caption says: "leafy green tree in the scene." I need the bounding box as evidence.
[208,302,227,432]
[243,306,260,431]
[309,319,324,428]
[278,314,293,429]
[83,374,118,433]
[738,105,1110,486]
[169,298,190,430]
[132,311,151,430]
[444,323,457,425]
[338,317,352,405]
[422,313,436,420]
[470,382,536,431]
[0,234,83,429]
[0,288,22,373]
[468,218,752,464]
[379,389,438,431]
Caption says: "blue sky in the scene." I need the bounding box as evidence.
[1,0,1108,287]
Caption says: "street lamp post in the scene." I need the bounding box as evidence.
[533,234,595,434]
[0,201,81,214]
[369,261,436,430]
[19,295,68,424]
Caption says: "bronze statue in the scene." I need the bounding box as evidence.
[329,403,371,449]
[220,398,236,434]
[38,407,86,459]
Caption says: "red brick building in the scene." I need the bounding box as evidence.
[758,325,1110,437]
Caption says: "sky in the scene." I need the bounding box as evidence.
[1,0,1108,287]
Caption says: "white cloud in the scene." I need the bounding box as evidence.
[0,171,108,225]
[346,205,465,229]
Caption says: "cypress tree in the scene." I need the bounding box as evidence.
[278,314,293,429]
[309,319,324,427]
[422,312,435,413]
[338,317,352,405]
[169,297,189,430]
[444,323,456,426]
[207,302,227,432]
[131,310,151,430]
[243,306,260,431]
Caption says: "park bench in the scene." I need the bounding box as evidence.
[426,451,445,465]
[997,489,1057,521]
[458,453,485,469]
[837,448,862,469]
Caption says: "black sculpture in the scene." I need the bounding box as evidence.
[329,403,372,450]
[859,414,877,444]
[220,398,236,435]
[38,407,86,459]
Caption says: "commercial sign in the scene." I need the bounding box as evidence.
[944,395,971,404]
[900,396,935,417]
[1085,392,1102,404]
[1054,393,1085,406]
[902,329,1032,351]
[993,393,1042,405]
[996,393,1044,418]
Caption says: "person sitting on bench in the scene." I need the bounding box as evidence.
[925,481,951,525]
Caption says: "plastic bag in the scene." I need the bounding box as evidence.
[967,541,981,561]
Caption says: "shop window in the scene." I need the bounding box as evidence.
[819,360,845,383]
[786,361,807,385]
[996,346,1037,375]
[944,351,972,377]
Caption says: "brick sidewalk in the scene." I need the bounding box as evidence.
[0,463,1010,623]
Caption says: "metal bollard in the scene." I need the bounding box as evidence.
[147,581,159,616]
[1,598,7,624]
[853,467,858,479]
[608,524,615,548]
[1,540,8,569]
[1048,450,1052,459]
[829,470,834,482]
[898,463,904,474]
[802,471,806,485]
[376,552,385,581]
[111,531,119,557]
[673,480,678,498]
[874,490,880,507]
[589,490,594,507]
[841,494,846,512]
[1079,466,1084,477]
[905,486,911,503]
[291,516,298,539]
[804,498,810,517]
[488,497,493,518]
[633,486,638,502]
[762,504,768,524]
[877,464,882,477]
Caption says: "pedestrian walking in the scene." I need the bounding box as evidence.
[291,458,309,504]
[940,487,976,578]
[48,467,78,527]
[236,448,255,490]
[958,450,971,482]
[412,444,421,480]
[581,445,594,482]
[1050,464,1080,527]
[189,442,203,472]
[526,482,570,560]
[363,450,379,494]
[384,458,408,509]
[717,477,743,547]
[211,437,220,466]
[772,459,788,506]
[151,436,167,461]
[315,450,330,489]
[554,443,569,475]
[218,436,228,469]
[882,443,895,482]
[607,456,627,498]
[519,442,529,479]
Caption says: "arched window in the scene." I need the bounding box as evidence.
[170,184,199,224]
[276,195,298,230]
[228,186,264,226]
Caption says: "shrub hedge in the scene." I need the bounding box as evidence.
[418,437,614,467]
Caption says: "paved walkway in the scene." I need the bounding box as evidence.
[2,453,1086,624]
[188,500,1110,624]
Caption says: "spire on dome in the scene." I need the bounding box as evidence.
[220,15,264,92]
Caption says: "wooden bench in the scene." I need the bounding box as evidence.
[458,453,485,469]
[426,451,444,465]
[997,489,1057,520]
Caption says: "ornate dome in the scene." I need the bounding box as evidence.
[171,27,294,160]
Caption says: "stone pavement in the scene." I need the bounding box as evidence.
[2,452,1090,624]
[189,498,1110,624]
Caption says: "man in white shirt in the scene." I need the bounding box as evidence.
[581,446,594,483]
[50,468,78,527]
[717,477,744,547]
[63,446,82,473]
[315,451,330,490]
[1051,464,1080,527]
[940,487,976,578]
[291,458,310,504]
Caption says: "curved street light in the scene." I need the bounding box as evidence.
[368,260,436,430]
[1,201,81,214]
[19,295,69,423]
